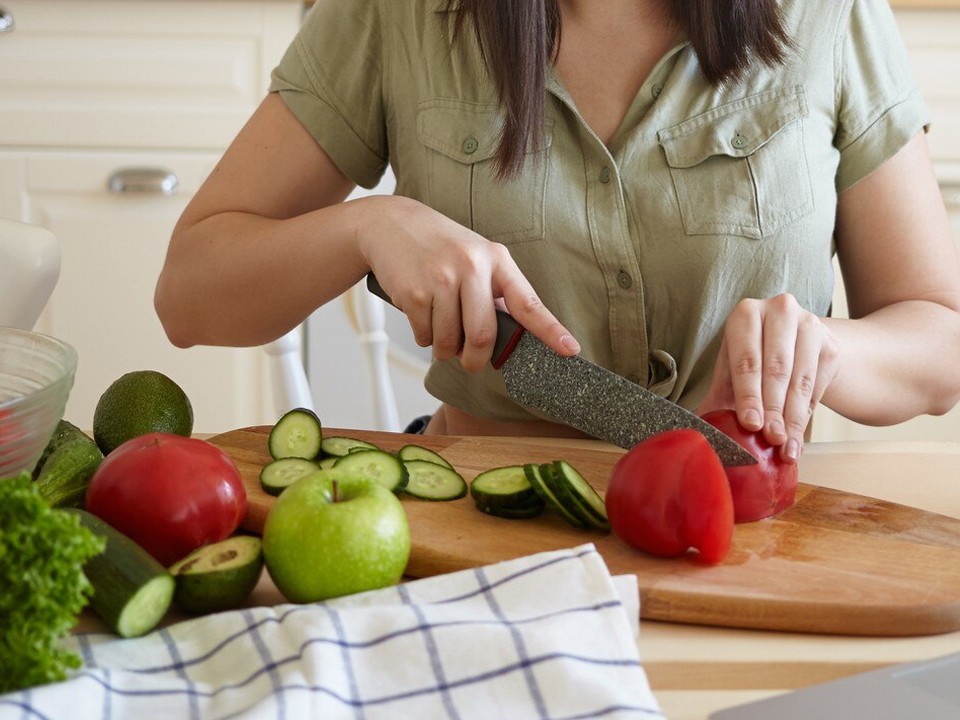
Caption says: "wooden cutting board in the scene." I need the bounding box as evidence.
[209,426,960,637]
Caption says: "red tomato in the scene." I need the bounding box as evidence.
[85,432,247,566]
[605,429,733,564]
[700,409,799,523]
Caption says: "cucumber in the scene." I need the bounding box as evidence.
[333,449,408,493]
[268,407,323,460]
[67,509,174,638]
[168,535,263,614]
[317,455,338,470]
[259,458,320,496]
[524,463,586,528]
[397,444,454,470]
[32,420,103,508]
[470,465,545,518]
[474,502,545,519]
[539,461,609,531]
[320,436,379,458]
[403,459,468,501]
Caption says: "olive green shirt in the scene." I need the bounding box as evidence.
[271,0,929,422]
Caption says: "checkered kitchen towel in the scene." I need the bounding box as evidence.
[1,543,664,720]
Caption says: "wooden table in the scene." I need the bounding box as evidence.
[645,440,960,719]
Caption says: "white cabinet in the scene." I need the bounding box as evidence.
[0,0,302,434]
[812,8,960,442]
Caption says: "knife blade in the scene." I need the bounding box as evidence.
[366,274,756,466]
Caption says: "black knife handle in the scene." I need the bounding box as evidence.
[364,273,522,367]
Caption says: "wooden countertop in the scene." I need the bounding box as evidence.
[74,439,960,718]
[646,440,960,719]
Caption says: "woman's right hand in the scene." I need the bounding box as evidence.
[354,195,580,372]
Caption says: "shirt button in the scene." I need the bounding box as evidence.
[651,82,663,99]
[617,270,632,289]
[731,133,748,150]
[462,137,479,154]
[599,165,612,184]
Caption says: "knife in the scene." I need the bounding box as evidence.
[365,274,756,466]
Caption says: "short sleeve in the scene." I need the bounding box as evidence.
[834,0,930,193]
[270,0,388,189]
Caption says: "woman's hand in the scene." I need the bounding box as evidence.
[697,293,840,463]
[354,195,580,372]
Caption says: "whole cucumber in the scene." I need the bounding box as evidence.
[66,509,174,638]
[33,420,103,508]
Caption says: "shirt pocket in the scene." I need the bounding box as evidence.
[657,86,813,240]
[417,99,552,244]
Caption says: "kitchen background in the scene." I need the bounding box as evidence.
[1,0,957,442]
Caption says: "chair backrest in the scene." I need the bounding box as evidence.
[0,219,60,330]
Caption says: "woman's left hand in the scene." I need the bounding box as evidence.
[696,293,840,463]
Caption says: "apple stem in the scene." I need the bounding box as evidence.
[332,479,339,503]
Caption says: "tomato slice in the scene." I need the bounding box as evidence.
[605,428,733,564]
[700,409,799,523]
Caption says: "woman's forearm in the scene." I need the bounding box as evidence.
[822,299,960,425]
[155,200,369,349]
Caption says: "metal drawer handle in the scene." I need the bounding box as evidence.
[0,7,14,33]
[107,168,179,196]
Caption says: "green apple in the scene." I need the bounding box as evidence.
[262,468,410,603]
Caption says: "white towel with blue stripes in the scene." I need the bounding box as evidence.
[1,543,664,720]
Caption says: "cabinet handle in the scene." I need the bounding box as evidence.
[107,168,179,196]
[0,7,13,33]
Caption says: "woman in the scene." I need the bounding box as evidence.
[155,0,960,463]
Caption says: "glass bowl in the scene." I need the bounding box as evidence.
[0,327,78,479]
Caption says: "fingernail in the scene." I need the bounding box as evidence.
[560,334,580,354]
[767,421,785,439]
[785,438,800,461]
[743,409,762,430]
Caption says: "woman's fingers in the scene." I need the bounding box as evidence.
[361,198,578,371]
[429,271,464,363]
[721,300,765,433]
[759,295,801,448]
[705,294,837,462]
[459,272,498,373]
[495,254,580,358]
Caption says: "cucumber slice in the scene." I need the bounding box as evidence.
[474,501,545,519]
[68,509,175,638]
[539,462,609,531]
[397,444,454,470]
[268,408,322,460]
[541,460,609,530]
[470,465,545,517]
[403,459,468,501]
[317,455,338,470]
[523,464,586,528]
[320,436,379,458]
[168,535,264,614]
[259,458,320,496]
[333,449,409,493]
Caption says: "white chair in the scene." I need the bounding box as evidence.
[0,218,60,331]
[263,286,413,430]
[263,327,317,417]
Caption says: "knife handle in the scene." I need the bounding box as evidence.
[364,273,522,368]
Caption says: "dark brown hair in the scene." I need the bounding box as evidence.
[446,0,792,178]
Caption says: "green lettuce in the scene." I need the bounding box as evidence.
[0,474,105,693]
